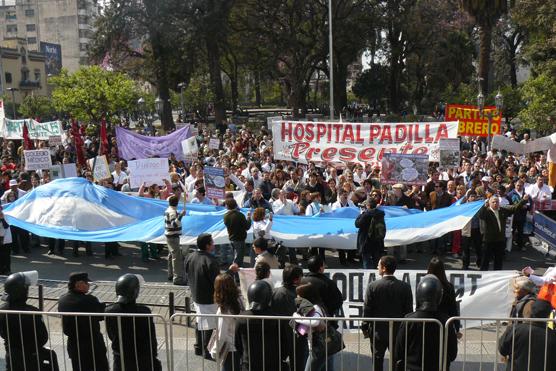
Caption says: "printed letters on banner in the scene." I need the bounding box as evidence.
[88,155,111,181]
[24,149,52,171]
[272,120,458,165]
[204,167,225,199]
[239,269,516,330]
[445,104,502,137]
[127,158,169,189]
[381,153,429,185]
[2,119,63,140]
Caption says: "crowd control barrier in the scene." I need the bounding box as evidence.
[0,310,554,371]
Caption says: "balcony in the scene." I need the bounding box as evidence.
[19,80,41,89]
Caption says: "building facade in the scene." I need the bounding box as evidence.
[0,0,99,72]
[0,38,47,103]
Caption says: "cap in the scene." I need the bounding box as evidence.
[68,272,91,287]
[9,179,17,187]
[481,176,492,182]
[392,183,404,190]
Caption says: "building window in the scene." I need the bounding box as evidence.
[26,24,36,32]
[27,37,37,44]
[5,73,12,84]
[25,9,35,17]
[5,12,16,20]
[6,25,17,33]
[34,69,41,81]
[22,68,30,81]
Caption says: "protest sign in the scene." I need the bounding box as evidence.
[208,138,220,150]
[24,149,52,171]
[50,165,63,180]
[272,120,457,165]
[88,155,111,181]
[204,167,225,199]
[62,163,78,178]
[2,119,63,140]
[181,137,198,156]
[127,158,169,189]
[445,104,502,137]
[380,153,428,185]
[48,135,62,147]
[116,126,190,160]
[439,138,461,169]
[239,269,515,330]
[266,116,282,129]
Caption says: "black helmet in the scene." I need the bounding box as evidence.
[3,272,30,304]
[115,274,140,304]
[247,280,272,312]
[416,274,443,312]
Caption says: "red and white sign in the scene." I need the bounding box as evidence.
[272,120,459,164]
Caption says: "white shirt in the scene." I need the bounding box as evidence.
[529,267,556,286]
[112,170,128,185]
[525,183,553,201]
[261,162,275,173]
[331,199,356,210]
[272,199,300,215]
[353,172,367,185]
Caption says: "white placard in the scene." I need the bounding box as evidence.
[208,138,220,150]
[87,155,111,181]
[62,163,78,178]
[24,149,52,171]
[239,269,516,331]
[127,158,169,188]
[48,135,62,147]
[50,165,63,179]
[0,99,5,124]
[492,134,556,154]
[181,137,198,156]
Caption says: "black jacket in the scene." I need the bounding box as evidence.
[104,302,161,371]
[58,290,108,367]
[237,309,281,371]
[499,322,556,371]
[355,208,385,253]
[363,276,413,342]
[184,250,220,304]
[437,282,461,332]
[223,209,251,241]
[0,302,49,371]
[300,272,343,316]
[478,199,526,242]
[394,310,458,371]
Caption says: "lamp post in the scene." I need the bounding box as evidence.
[328,0,334,120]
[177,82,186,117]
[477,89,503,152]
[6,87,18,119]
[137,97,145,127]
[154,96,163,116]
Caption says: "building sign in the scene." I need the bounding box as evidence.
[445,104,502,137]
[40,42,62,76]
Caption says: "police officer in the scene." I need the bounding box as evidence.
[105,274,162,371]
[393,275,458,371]
[58,272,108,371]
[0,271,59,371]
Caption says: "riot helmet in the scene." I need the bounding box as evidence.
[416,274,443,312]
[115,274,141,304]
[247,280,272,312]
[2,271,38,304]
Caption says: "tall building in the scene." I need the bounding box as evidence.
[0,0,99,72]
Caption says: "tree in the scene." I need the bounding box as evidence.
[460,0,513,95]
[18,95,57,121]
[492,15,525,88]
[518,73,556,134]
[50,67,141,123]
[352,63,389,111]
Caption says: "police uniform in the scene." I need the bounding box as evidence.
[58,272,108,371]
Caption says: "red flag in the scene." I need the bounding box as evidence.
[23,122,34,150]
[100,117,109,156]
[71,119,86,167]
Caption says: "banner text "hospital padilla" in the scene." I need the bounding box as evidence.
[273,121,458,164]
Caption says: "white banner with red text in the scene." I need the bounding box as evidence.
[239,269,516,330]
[272,120,459,165]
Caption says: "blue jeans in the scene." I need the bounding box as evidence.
[217,244,234,266]
[231,240,247,267]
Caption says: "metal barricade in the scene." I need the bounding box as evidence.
[0,309,170,371]
[443,317,556,371]
[169,313,443,371]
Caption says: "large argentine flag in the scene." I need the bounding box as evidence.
[4,178,483,249]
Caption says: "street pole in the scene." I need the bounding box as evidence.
[487,113,492,152]
[328,0,334,121]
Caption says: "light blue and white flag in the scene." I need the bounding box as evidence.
[4,178,483,249]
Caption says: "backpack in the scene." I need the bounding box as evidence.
[367,213,386,241]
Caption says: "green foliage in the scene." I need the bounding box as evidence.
[179,74,215,117]
[50,67,141,123]
[352,64,389,108]
[440,83,478,106]
[518,73,556,135]
[18,95,56,120]
[498,85,524,124]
